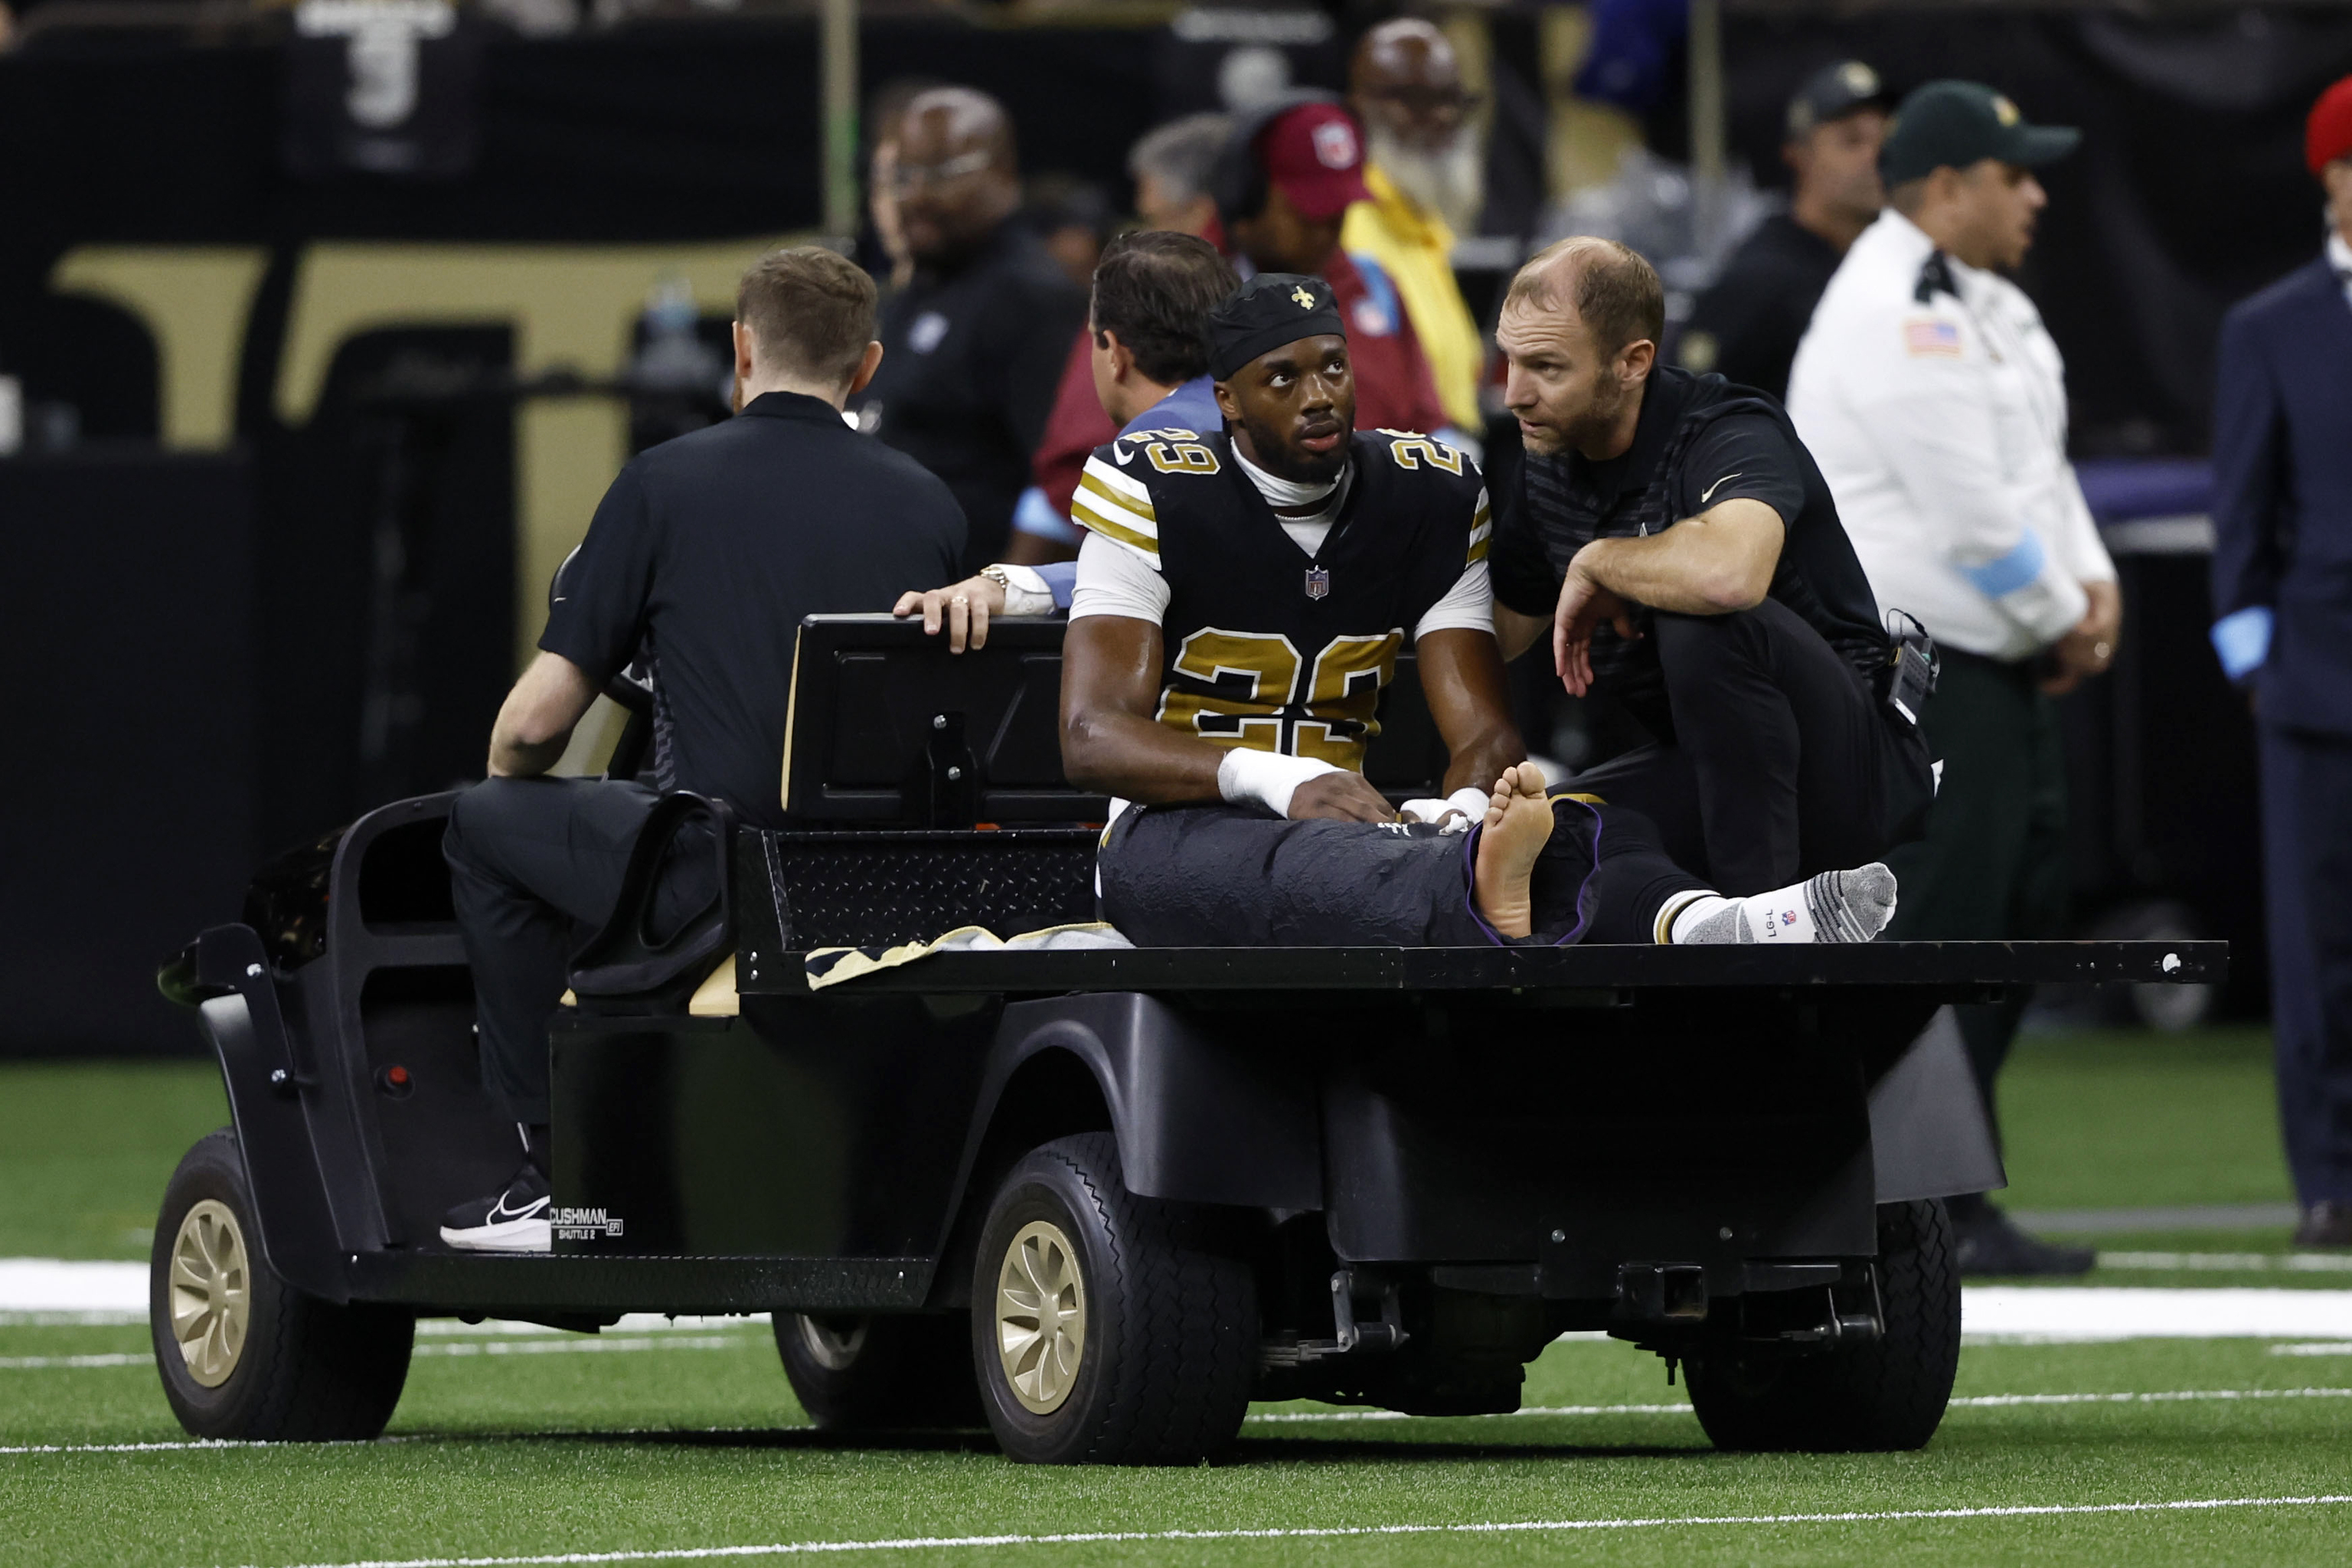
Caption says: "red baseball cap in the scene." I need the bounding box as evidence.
[1256,103,1373,221]
[2308,74,2352,175]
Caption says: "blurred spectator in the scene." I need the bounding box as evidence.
[851,87,1089,573]
[1132,112,1230,236]
[1789,81,2116,1277]
[1677,61,1892,403]
[1022,173,1117,290]
[1015,113,1230,564]
[2209,74,2352,1249]
[861,78,944,292]
[1216,95,1452,440]
[1344,18,1486,433]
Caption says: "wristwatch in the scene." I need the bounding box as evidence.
[979,564,1057,617]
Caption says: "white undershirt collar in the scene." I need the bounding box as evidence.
[1234,444,1352,555]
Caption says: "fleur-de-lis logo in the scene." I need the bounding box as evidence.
[1291,284,1317,310]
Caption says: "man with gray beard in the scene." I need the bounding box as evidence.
[1344,18,1486,433]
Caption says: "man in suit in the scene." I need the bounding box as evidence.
[2210,74,2352,1248]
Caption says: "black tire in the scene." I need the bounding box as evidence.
[1687,1198,1961,1452]
[775,1312,982,1430]
[969,1132,1256,1465]
[149,1129,414,1441]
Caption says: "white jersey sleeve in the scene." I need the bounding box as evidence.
[1068,531,1173,625]
[1067,452,1162,564]
[1411,482,1495,640]
[1413,561,1494,640]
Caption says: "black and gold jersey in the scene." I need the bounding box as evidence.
[1070,426,1488,773]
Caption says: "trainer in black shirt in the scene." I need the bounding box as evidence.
[1675,61,1892,403]
[1488,238,1934,897]
[435,246,964,1254]
[852,87,1089,573]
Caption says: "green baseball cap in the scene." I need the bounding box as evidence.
[1880,80,2079,184]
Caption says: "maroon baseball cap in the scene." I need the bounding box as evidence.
[2309,74,2352,175]
[1256,102,1373,220]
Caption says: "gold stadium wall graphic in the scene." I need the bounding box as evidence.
[48,239,793,668]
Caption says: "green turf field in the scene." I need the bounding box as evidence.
[3,1031,2347,1567]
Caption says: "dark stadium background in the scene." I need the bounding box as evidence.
[5,2,2347,1053]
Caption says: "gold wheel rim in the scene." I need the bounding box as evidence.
[994,1220,1086,1415]
[168,1199,250,1389]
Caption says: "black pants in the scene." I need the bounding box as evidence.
[1098,799,1707,948]
[2261,722,2352,1205]
[1882,651,2068,1157]
[1570,599,1933,896]
[443,777,712,1126]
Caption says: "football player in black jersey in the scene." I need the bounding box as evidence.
[1060,273,1902,949]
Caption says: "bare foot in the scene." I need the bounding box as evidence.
[1473,763,1553,939]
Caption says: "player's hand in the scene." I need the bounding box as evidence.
[1553,547,1639,697]
[1288,772,1400,823]
[892,574,1007,653]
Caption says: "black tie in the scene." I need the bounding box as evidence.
[1915,251,1960,305]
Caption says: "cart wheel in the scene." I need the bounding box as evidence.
[775,1312,981,1429]
[149,1129,414,1441]
[969,1133,1254,1465]
[1687,1198,1960,1452]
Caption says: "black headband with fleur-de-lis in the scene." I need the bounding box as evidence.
[1207,272,1346,381]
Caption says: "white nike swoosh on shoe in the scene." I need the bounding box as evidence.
[488,1192,550,1223]
[1699,473,1743,506]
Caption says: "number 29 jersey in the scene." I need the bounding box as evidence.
[1070,426,1490,773]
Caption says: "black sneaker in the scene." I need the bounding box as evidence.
[1952,1203,2095,1278]
[2293,1200,2352,1249]
[439,1161,552,1253]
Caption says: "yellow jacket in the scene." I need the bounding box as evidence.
[1341,164,1485,431]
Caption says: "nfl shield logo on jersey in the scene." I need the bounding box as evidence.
[1304,567,1331,600]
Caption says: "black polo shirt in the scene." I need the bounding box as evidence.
[541,390,965,830]
[1491,367,1888,711]
[1674,214,1842,404]
[851,223,1088,573]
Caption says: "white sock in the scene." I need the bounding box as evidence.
[1668,864,1898,945]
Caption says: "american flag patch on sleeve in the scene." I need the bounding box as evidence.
[1903,318,1963,358]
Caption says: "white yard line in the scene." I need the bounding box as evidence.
[0,1260,145,1315]
[1249,1386,2352,1424]
[1962,1286,2352,1341]
[2099,1252,2352,1274]
[214,1495,2352,1567]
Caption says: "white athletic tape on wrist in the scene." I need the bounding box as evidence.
[1218,747,1344,818]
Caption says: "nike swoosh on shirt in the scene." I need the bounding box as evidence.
[1698,473,1743,506]
[1112,444,1137,465]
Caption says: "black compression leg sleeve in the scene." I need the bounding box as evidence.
[1582,804,1713,945]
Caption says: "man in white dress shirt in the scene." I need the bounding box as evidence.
[1788,80,2120,1276]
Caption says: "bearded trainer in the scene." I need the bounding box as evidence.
[1060,272,1901,950]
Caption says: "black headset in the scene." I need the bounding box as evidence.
[1206,88,1350,231]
